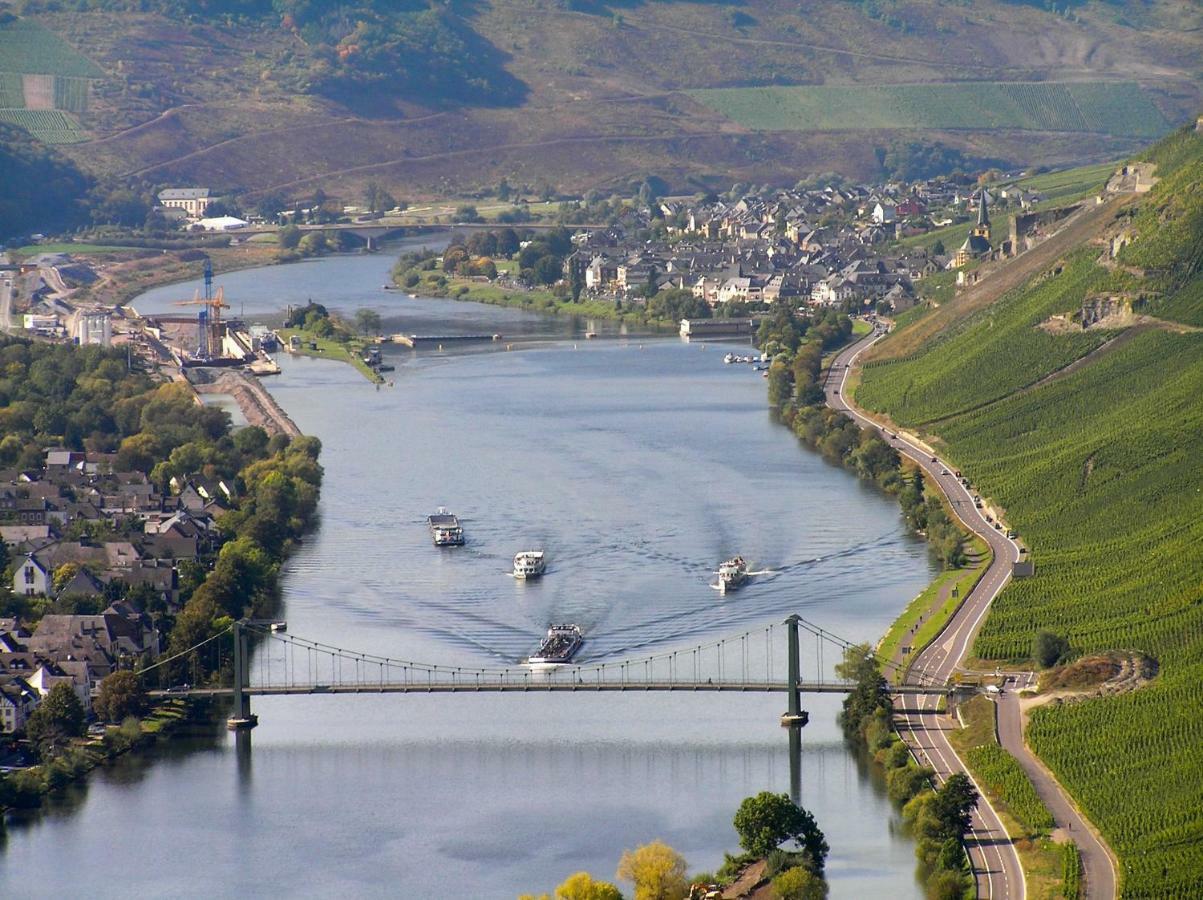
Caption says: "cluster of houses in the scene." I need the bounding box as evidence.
[563,179,1038,314]
[0,449,231,733]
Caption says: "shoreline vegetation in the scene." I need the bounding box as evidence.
[0,337,323,820]
[756,313,1079,897]
[390,230,716,330]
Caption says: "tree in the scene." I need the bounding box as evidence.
[556,871,624,900]
[354,308,382,335]
[835,643,890,739]
[733,792,829,869]
[25,681,85,759]
[1033,630,1070,668]
[616,841,688,900]
[930,773,978,842]
[364,181,397,215]
[95,670,146,723]
[279,224,302,249]
[931,239,945,256]
[771,866,828,900]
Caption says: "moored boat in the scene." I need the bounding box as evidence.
[527,624,583,664]
[513,550,546,579]
[428,507,464,546]
[717,556,748,593]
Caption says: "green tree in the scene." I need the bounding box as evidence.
[355,308,383,335]
[616,840,688,900]
[771,865,828,900]
[835,643,890,738]
[95,670,147,723]
[1033,630,1070,668]
[930,773,978,841]
[733,792,829,869]
[555,871,624,900]
[25,681,85,759]
[279,224,302,249]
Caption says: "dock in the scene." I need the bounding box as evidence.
[385,333,503,348]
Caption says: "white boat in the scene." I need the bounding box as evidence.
[717,556,748,593]
[428,507,465,546]
[724,352,737,364]
[513,550,546,579]
[527,624,583,664]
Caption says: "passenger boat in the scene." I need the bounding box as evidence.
[527,624,583,665]
[427,507,464,546]
[512,550,546,579]
[717,556,748,593]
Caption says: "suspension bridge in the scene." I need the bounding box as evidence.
[140,614,957,730]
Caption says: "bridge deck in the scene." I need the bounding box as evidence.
[152,681,947,698]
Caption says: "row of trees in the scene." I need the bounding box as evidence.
[836,645,979,898]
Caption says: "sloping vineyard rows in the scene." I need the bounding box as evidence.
[53,76,90,113]
[964,743,1055,836]
[0,72,23,107]
[856,252,1111,425]
[0,108,87,143]
[0,19,104,77]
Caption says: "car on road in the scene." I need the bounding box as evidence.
[985,684,1002,695]
[941,469,949,475]
[930,456,937,463]
[1007,530,1018,539]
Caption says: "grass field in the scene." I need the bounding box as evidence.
[857,126,1203,896]
[690,81,1170,138]
[0,19,103,77]
[0,107,87,143]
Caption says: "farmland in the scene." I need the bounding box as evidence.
[855,126,1203,895]
[0,19,102,77]
[689,81,1170,139]
[0,108,87,143]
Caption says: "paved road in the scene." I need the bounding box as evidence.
[828,330,1025,899]
[828,329,1117,899]
[997,692,1117,899]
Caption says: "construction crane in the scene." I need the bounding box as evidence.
[175,285,229,360]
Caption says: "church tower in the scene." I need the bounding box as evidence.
[955,190,993,267]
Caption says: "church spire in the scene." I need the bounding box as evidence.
[977,189,990,228]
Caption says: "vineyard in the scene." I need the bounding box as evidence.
[0,72,23,107]
[965,743,1055,837]
[856,250,1113,426]
[856,126,1203,895]
[0,19,103,77]
[688,81,1170,139]
[0,108,87,143]
[53,76,90,114]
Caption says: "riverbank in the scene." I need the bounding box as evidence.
[275,327,386,384]
[189,368,304,437]
[1,700,196,820]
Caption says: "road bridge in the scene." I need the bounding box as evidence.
[141,614,958,731]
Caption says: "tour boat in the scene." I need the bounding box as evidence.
[428,507,465,546]
[717,556,748,593]
[527,624,583,665]
[512,550,546,579]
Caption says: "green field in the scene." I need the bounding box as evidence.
[690,81,1170,138]
[0,108,87,143]
[0,19,103,77]
[856,126,1203,896]
[0,72,23,107]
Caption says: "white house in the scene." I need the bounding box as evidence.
[15,553,50,597]
[872,203,896,225]
[158,188,213,218]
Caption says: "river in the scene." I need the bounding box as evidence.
[5,245,938,898]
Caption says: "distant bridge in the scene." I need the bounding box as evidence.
[237,220,606,250]
[141,615,956,730]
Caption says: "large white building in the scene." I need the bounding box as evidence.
[158,187,213,218]
[76,310,112,346]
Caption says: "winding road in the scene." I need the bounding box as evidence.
[826,329,1116,899]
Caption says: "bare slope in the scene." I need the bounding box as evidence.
[10,0,1203,196]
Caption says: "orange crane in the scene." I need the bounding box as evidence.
[175,287,229,358]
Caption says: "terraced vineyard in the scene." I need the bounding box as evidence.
[0,108,87,143]
[689,81,1170,139]
[856,127,1203,895]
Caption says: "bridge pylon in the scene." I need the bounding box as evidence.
[780,615,809,728]
[227,620,258,730]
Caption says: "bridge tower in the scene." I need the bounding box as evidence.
[780,615,809,728]
[227,620,258,730]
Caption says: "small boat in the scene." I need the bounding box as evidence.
[724,352,736,364]
[428,507,464,546]
[513,550,546,579]
[270,621,287,633]
[717,556,748,593]
[527,624,583,664]
[585,331,598,339]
